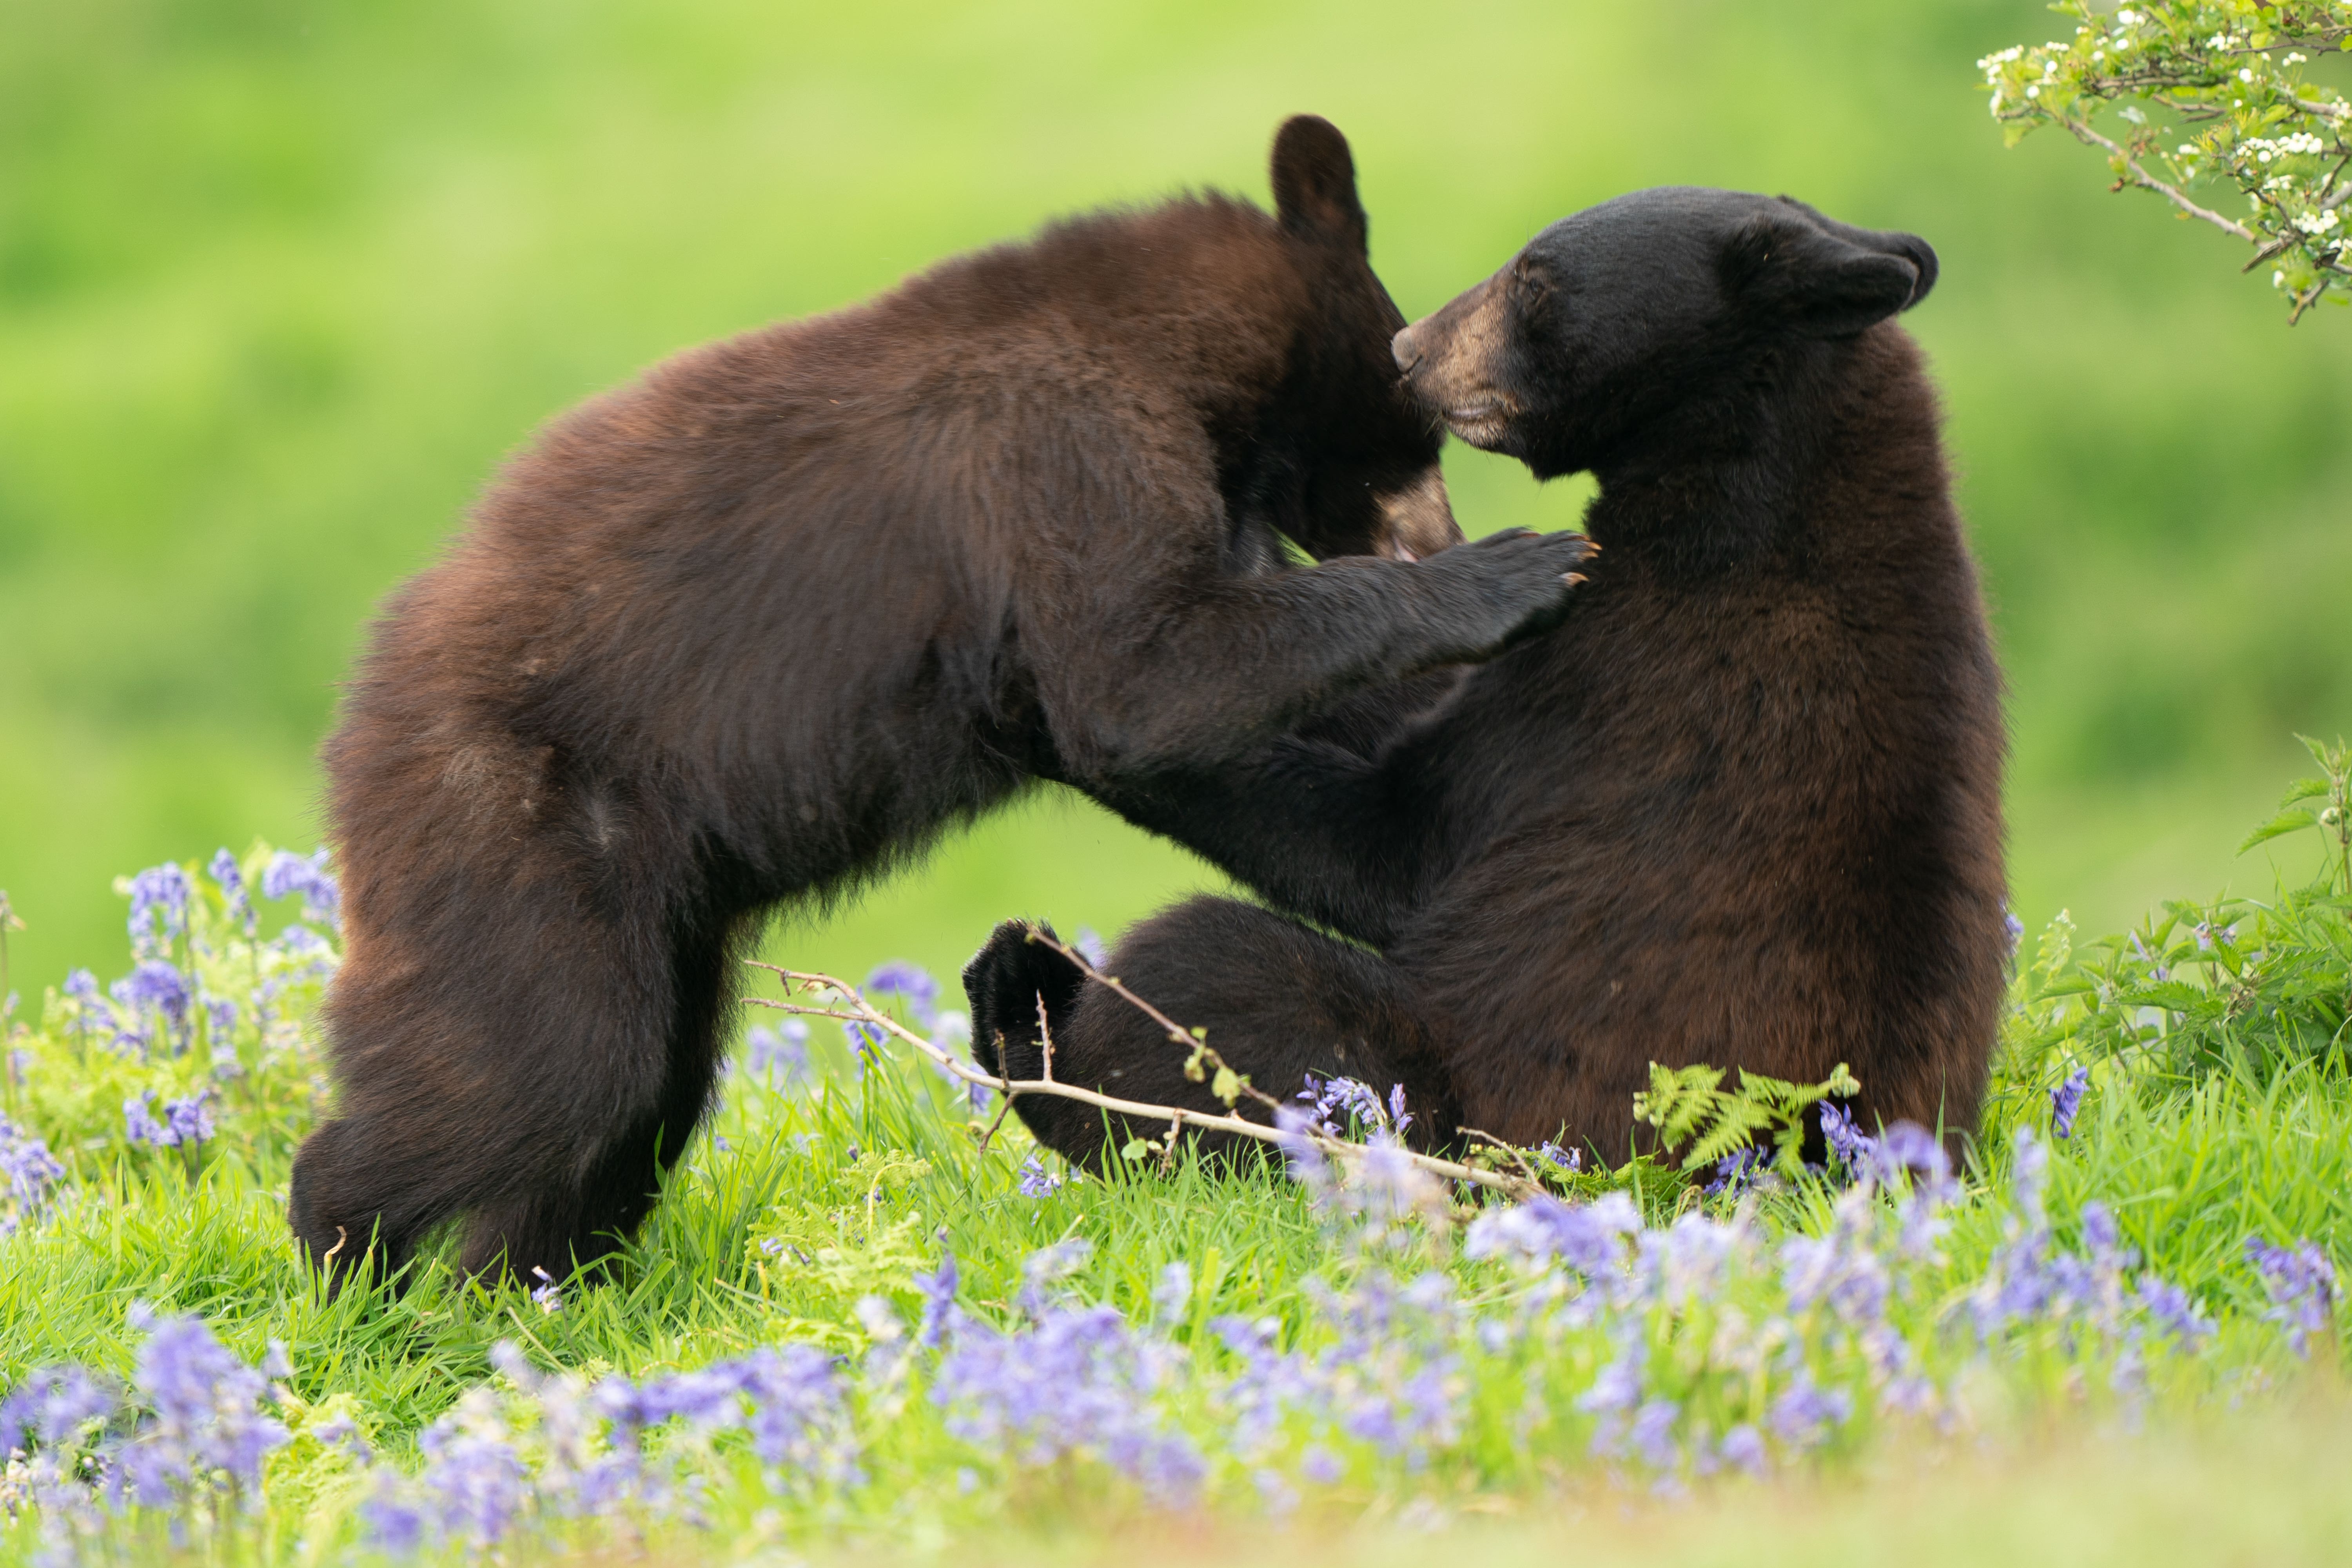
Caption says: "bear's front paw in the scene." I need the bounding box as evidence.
[1435,527,1597,655]
[961,919,1086,1084]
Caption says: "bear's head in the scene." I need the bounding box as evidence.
[1390,188,1935,483]
[1246,115,1461,564]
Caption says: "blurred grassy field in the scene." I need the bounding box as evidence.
[889,1393,2352,1568]
[3,0,2348,995]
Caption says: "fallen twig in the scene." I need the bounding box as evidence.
[742,960,1541,1201]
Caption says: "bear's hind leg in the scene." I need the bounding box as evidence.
[454,905,747,1283]
[288,1111,458,1292]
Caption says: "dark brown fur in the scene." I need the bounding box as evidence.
[289,118,1596,1286]
[968,189,2007,1168]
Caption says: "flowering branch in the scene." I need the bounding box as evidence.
[1980,2,2352,319]
[742,962,1543,1201]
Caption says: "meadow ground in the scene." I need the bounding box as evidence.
[0,751,2345,1563]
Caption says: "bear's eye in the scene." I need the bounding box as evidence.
[1515,263,1553,307]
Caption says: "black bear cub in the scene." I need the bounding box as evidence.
[291,116,1595,1287]
[969,188,2007,1168]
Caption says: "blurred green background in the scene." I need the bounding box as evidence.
[3,0,2347,1000]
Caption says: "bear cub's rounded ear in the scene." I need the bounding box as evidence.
[1271,114,1369,255]
[1724,202,1937,339]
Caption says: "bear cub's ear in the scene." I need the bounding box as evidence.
[1722,201,1937,339]
[1271,114,1369,255]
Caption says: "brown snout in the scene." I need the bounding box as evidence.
[1390,272,1515,451]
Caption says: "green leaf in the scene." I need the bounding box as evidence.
[1119,1138,1150,1161]
[2279,777,2329,806]
[1209,1066,1242,1105]
[2239,809,2318,853]
[2121,980,2207,1011]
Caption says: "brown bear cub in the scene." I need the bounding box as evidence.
[291,116,1596,1287]
[968,188,2008,1168]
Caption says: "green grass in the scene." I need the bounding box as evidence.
[1,786,2346,1561]
[5,0,2352,997]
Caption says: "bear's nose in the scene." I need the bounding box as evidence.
[1391,324,1423,376]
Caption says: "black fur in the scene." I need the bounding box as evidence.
[971,188,2007,1167]
[288,117,1595,1289]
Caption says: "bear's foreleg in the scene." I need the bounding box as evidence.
[963,898,1458,1169]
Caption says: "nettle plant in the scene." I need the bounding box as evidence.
[1980,2,2352,318]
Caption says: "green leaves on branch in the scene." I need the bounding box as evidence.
[1979,2,2352,319]
[1633,1059,1863,1176]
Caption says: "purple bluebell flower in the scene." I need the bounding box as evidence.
[1270,1103,1334,1193]
[933,1295,1200,1502]
[312,1412,372,1465]
[113,1306,290,1511]
[1537,1141,1581,1172]
[0,1365,117,1454]
[360,1477,429,1553]
[1073,928,1108,968]
[270,923,334,968]
[1628,1398,1681,1471]
[203,996,237,1040]
[1348,1134,1444,1229]
[529,1267,563,1316]
[125,864,192,957]
[163,1091,214,1148]
[742,1020,810,1089]
[2134,1275,2213,1345]
[1818,1101,1878,1172]
[412,1395,530,1545]
[863,961,939,1029]
[1767,1372,1852,1454]
[1717,1423,1768,1479]
[1152,1262,1192,1327]
[63,966,109,1019]
[1294,1072,1390,1135]
[2246,1236,2338,1356]
[1252,1466,1300,1516]
[2004,907,2025,953]
[260,848,340,931]
[207,849,256,936]
[915,1252,961,1348]
[1387,1083,1414,1134]
[1015,1152,1065,1198]
[1464,1191,1640,1282]
[1868,1120,1957,1203]
[119,959,192,1053]
[2050,1065,2091,1139]
[1017,1238,1093,1316]
[1705,1145,1765,1198]
[124,1092,171,1148]
[1577,1327,1646,1458]
[731,1345,856,1486]
[2,1115,67,1215]
[1780,1200,1891,1328]
[2009,1125,2050,1222]
[843,1020,887,1067]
